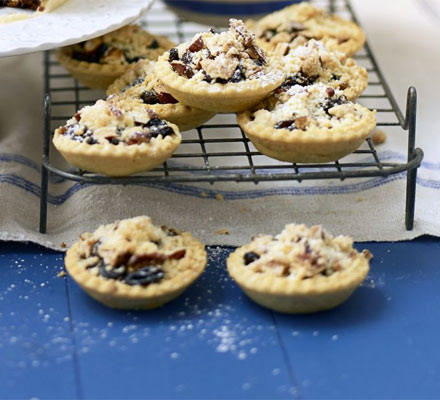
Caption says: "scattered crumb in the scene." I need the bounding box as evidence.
[371,129,387,145]
[215,229,230,236]
[60,242,67,248]
[357,197,364,202]
[200,192,207,198]
[57,271,66,278]
[216,193,224,201]
[362,249,373,260]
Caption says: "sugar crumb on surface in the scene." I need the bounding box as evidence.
[371,129,387,145]
[0,249,288,377]
[215,229,230,235]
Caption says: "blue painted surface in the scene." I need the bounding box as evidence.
[0,244,77,399]
[0,238,439,399]
[274,239,440,399]
[67,249,291,399]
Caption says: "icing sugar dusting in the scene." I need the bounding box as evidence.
[0,246,294,396]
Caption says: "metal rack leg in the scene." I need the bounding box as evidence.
[329,0,336,13]
[39,94,51,234]
[405,87,418,231]
[406,168,418,231]
[39,165,49,234]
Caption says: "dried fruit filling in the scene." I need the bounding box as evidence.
[117,62,180,105]
[244,251,260,265]
[259,21,307,42]
[57,100,176,146]
[87,247,186,286]
[280,71,318,91]
[81,222,187,287]
[122,77,146,92]
[68,26,167,66]
[0,0,42,10]
[140,90,178,105]
[71,40,159,65]
[167,19,270,85]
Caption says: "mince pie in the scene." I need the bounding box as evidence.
[237,83,376,163]
[65,216,207,310]
[107,60,216,131]
[155,19,285,113]
[247,2,365,57]
[57,25,175,90]
[53,96,181,176]
[277,39,368,101]
[227,224,372,313]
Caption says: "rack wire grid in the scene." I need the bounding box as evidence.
[40,0,424,233]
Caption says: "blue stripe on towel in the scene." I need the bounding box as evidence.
[1,172,438,205]
[0,153,40,172]
[4,151,438,173]
[1,150,438,203]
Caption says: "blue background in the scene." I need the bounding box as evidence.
[0,238,439,399]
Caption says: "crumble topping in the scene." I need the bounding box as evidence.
[276,39,366,99]
[167,19,281,85]
[76,217,189,286]
[251,83,369,131]
[69,25,174,65]
[242,224,372,280]
[56,97,176,146]
[251,3,362,53]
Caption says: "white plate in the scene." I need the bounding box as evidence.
[0,0,155,58]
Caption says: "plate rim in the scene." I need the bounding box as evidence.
[0,0,155,58]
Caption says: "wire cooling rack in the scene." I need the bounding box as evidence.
[40,0,424,233]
